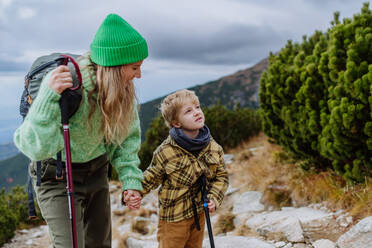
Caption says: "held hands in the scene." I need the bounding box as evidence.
[48,65,73,94]
[123,190,142,210]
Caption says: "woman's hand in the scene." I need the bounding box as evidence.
[123,190,142,210]
[48,65,73,94]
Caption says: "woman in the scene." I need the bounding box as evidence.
[14,13,146,247]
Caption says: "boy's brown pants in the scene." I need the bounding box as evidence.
[157,212,206,248]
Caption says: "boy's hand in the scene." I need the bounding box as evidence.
[207,200,216,213]
[123,190,142,210]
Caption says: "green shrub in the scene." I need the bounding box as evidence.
[0,188,21,246]
[259,3,372,182]
[0,186,43,246]
[204,103,261,149]
[0,204,17,246]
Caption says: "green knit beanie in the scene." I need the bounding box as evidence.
[90,13,148,66]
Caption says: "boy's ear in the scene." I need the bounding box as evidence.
[172,121,181,128]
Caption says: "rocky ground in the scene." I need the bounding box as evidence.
[4,145,372,248]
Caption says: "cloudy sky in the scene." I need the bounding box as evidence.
[0,0,369,142]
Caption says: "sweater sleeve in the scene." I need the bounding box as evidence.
[207,148,229,208]
[106,105,143,191]
[13,72,64,161]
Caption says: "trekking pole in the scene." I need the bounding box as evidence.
[58,55,82,248]
[201,175,215,248]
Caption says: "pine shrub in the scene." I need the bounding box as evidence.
[0,186,43,246]
[259,3,372,182]
[0,188,21,246]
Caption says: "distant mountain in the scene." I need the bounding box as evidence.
[0,142,19,160]
[0,153,29,191]
[139,57,268,140]
[0,117,22,144]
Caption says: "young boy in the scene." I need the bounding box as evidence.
[125,89,229,248]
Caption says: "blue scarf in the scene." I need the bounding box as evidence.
[169,125,210,154]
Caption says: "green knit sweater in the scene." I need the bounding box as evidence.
[14,56,143,191]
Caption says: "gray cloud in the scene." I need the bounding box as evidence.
[306,0,352,5]
[0,59,28,72]
[145,23,286,65]
[0,0,368,71]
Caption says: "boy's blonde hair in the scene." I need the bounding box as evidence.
[160,89,200,128]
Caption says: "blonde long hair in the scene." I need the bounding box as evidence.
[85,54,136,145]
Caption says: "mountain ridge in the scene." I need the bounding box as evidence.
[0,142,19,160]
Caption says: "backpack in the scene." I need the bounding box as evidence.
[20,53,83,219]
[20,53,82,119]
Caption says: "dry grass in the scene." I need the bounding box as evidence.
[131,218,149,235]
[213,211,235,235]
[227,132,372,221]
[129,208,157,235]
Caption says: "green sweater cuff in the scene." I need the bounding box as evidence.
[122,178,143,191]
[30,77,61,121]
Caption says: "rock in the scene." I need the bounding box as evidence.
[225,186,239,196]
[336,214,353,228]
[233,212,253,228]
[109,183,120,193]
[31,230,44,238]
[282,207,337,242]
[111,195,126,214]
[274,241,287,247]
[141,233,157,241]
[3,225,50,248]
[244,206,336,243]
[126,237,157,248]
[112,239,119,248]
[312,239,336,248]
[141,192,158,212]
[232,191,265,215]
[150,213,158,223]
[223,154,234,164]
[292,244,308,248]
[280,207,332,224]
[245,211,304,242]
[210,214,219,226]
[19,229,28,234]
[25,239,33,245]
[117,223,131,236]
[202,236,275,248]
[337,216,372,248]
[249,147,263,154]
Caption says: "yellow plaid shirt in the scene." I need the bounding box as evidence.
[141,135,229,222]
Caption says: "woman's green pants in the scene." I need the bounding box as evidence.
[30,155,112,248]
